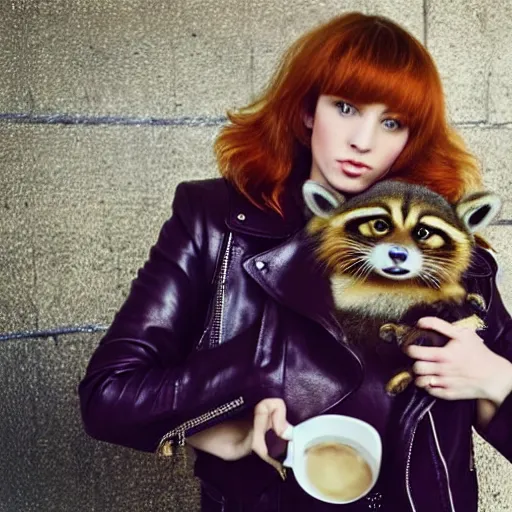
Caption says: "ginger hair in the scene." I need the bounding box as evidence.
[214,12,482,214]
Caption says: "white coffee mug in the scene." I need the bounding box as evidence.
[282,414,382,504]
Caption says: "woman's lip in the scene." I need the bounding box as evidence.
[338,159,371,169]
[337,160,371,176]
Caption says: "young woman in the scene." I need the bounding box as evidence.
[79,12,512,511]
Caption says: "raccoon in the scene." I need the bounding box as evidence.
[303,179,501,394]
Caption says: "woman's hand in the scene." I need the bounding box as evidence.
[251,398,291,476]
[406,316,512,406]
[187,398,291,475]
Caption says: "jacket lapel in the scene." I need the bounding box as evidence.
[242,227,344,342]
[224,178,344,340]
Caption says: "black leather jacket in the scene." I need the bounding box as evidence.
[79,178,512,511]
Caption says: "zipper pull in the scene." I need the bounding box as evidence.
[158,439,174,457]
[157,427,185,457]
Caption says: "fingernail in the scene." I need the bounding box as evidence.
[281,425,293,441]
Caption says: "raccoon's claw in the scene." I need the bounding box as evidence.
[379,323,399,343]
[379,323,410,346]
[466,293,486,313]
[386,370,414,395]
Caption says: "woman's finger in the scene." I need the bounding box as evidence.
[406,344,444,362]
[412,360,440,376]
[252,403,272,457]
[268,400,289,438]
[251,399,289,479]
[416,316,460,338]
[415,374,444,389]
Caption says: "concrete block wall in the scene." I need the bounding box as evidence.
[1,1,511,510]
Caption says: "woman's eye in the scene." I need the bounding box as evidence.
[335,101,356,116]
[382,118,402,131]
[373,219,389,233]
[415,227,430,240]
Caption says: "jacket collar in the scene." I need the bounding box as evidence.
[225,177,307,239]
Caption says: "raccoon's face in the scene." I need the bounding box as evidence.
[304,180,501,289]
[325,203,470,286]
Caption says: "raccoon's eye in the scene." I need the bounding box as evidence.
[357,218,390,237]
[415,227,431,240]
[373,219,390,233]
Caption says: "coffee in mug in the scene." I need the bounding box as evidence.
[282,415,381,504]
[305,439,373,501]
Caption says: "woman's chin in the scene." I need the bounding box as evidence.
[327,178,375,195]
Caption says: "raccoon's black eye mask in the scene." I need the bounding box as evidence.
[358,218,392,238]
[413,223,452,247]
[346,216,393,238]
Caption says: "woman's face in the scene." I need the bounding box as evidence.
[308,95,409,194]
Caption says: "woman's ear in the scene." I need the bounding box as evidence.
[303,114,314,129]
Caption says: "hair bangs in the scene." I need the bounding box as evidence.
[317,25,440,133]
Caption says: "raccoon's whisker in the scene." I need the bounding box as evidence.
[421,267,443,283]
[344,258,366,270]
[323,240,373,254]
[345,244,373,254]
[416,274,430,288]
[422,257,452,267]
[420,276,440,290]
[418,271,441,290]
[422,265,453,283]
[348,261,369,282]
[324,248,370,261]
[354,260,374,283]
[421,264,450,279]
[422,259,455,277]
[423,260,457,278]
[422,254,451,262]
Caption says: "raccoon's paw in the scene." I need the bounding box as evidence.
[379,323,410,344]
[453,314,486,332]
[385,370,414,396]
[466,293,486,314]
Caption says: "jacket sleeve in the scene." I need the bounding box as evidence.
[473,248,512,462]
[78,181,261,453]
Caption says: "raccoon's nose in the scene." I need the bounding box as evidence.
[389,246,408,263]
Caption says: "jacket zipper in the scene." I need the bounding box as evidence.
[157,396,245,456]
[158,232,238,456]
[428,411,456,511]
[210,232,233,347]
[405,401,435,512]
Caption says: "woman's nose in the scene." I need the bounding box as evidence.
[349,118,377,153]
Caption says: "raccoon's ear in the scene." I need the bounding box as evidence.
[302,180,345,218]
[455,192,502,233]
